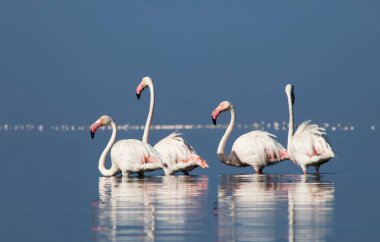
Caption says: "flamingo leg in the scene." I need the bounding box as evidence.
[315,166,320,175]
[301,166,307,175]
[256,167,263,174]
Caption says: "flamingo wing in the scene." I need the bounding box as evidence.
[111,139,167,171]
[154,131,197,166]
[292,121,334,159]
[232,131,287,166]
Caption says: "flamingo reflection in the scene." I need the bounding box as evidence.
[217,174,334,242]
[91,176,208,242]
[288,175,334,242]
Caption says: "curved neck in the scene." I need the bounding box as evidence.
[142,82,154,143]
[287,93,294,149]
[217,106,235,164]
[98,121,119,176]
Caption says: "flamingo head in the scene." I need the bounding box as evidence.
[90,115,112,139]
[211,101,231,125]
[136,76,153,100]
[285,84,295,105]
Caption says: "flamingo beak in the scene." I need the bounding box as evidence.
[90,119,102,139]
[136,84,144,100]
[290,87,295,105]
[211,109,220,125]
[212,117,216,125]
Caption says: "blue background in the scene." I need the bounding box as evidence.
[0,1,379,126]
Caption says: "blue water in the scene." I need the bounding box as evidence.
[0,128,378,241]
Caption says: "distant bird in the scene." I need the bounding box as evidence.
[136,77,208,175]
[211,101,289,174]
[285,84,335,174]
[90,115,168,177]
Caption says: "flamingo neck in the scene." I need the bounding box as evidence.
[98,121,119,176]
[142,82,154,143]
[217,106,236,165]
[287,93,294,150]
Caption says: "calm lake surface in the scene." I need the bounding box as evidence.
[0,127,378,241]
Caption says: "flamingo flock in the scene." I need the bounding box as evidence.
[90,77,335,176]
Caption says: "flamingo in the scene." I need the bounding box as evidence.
[211,101,289,174]
[285,84,335,174]
[136,77,208,175]
[90,115,168,177]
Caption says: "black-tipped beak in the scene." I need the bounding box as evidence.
[136,93,141,100]
[91,131,95,139]
[291,93,295,105]
[212,117,217,125]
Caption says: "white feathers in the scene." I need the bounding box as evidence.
[111,139,166,174]
[292,121,331,157]
[289,121,335,170]
[232,131,287,170]
[154,131,202,174]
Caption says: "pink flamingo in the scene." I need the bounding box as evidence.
[90,115,168,177]
[285,84,335,174]
[212,101,289,174]
[136,77,208,175]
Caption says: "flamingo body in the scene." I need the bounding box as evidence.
[288,121,334,172]
[153,132,208,175]
[111,139,166,174]
[231,130,289,172]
